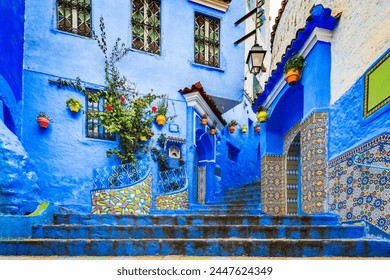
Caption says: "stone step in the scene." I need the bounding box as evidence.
[190,203,260,210]
[32,225,365,240]
[208,198,261,205]
[53,214,340,226]
[223,186,261,196]
[213,193,262,202]
[1,239,389,257]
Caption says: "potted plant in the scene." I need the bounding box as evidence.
[254,123,261,133]
[201,113,208,125]
[256,106,268,123]
[36,112,51,128]
[209,121,217,135]
[66,97,82,113]
[155,95,168,126]
[241,125,248,133]
[227,120,238,133]
[284,54,304,85]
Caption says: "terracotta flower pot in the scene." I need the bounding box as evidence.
[285,69,301,85]
[156,114,166,126]
[209,128,216,135]
[37,117,50,128]
[228,126,236,133]
[201,118,207,125]
[255,126,261,133]
[257,111,268,123]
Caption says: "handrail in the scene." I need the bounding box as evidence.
[92,158,150,190]
[156,167,188,195]
[352,153,390,171]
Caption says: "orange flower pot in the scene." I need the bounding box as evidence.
[201,118,207,125]
[209,128,216,135]
[285,69,301,85]
[37,117,50,128]
[228,126,236,133]
[156,114,166,126]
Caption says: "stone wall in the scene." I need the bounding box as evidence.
[271,0,390,104]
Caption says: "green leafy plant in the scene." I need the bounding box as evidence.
[66,98,82,113]
[284,54,304,73]
[151,134,169,171]
[256,105,268,112]
[49,17,162,163]
[227,120,238,127]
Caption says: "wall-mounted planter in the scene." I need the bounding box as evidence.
[257,111,268,123]
[36,114,50,128]
[156,115,166,126]
[209,128,216,135]
[66,98,82,113]
[284,54,304,86]
[285,69,301,85]
[241,126,248,133]
[255,126,261,133]
[201,117,207,125]
[228,126,236,133]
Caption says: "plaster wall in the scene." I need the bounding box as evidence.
[271,0,390,104]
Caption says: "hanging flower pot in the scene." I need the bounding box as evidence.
[227,120,237,133]
[209,128,216,135]
[66,98,82,113]
[156,114,166,126]
[201,113,208,125]
[241,125,248,133]
[228,126,236,133]
[285,69,301,85]
[254,125,261,133]
[284,54,304,85]
[36,113,51,128]
[257,111,268,122]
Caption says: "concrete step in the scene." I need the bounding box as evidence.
[1,239,389,257]
[223,186,261,196]
[53,214,341,226]
[213,193,262,202]
[32,225,365,240]
[190,203,261,210]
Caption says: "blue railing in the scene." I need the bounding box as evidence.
[352,153,390,171]
[92,158,150,190]
[157,167,188,194]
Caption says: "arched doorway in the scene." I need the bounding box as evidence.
[286,133,301,215]
[194,128,214,204]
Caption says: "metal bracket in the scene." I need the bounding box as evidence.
[352,153,390,171]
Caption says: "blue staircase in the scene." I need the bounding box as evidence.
[1,183,390,257]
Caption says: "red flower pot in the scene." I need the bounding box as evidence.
[37,117,50,128]
[255,126,260,133]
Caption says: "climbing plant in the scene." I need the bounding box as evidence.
[50,17,161,164]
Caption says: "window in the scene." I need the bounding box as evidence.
[194,13,220,68]
[131,0,161,54]
[227,142,239,162]
[57,0,92,37]
[86,97,115,141]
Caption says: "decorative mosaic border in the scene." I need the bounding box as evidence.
[155,189,189,210]
[283,120,301,154]
[301,112,328,214]
[328,133,390,234]
[261,155,286,214]
[91,174,152,215]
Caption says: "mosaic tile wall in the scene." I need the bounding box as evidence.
[91,174,152,215]
[301,112,328,214]
[329,133,390,235]
[155,189,189,210]
[261,156,286,214]
[284,121,301,153]
[198,166,206,204]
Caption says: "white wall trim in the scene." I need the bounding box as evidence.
[189,0,230,12]
[264,27,334,108]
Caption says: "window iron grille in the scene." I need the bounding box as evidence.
[86,97,115,141]
[57,0,92,37]
[131,0,161,54]
[194,12,220,67]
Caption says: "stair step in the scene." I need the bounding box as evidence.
[191,204,260,209]
[33,225,365,239]
[53,214,341,226]
[214,193,262,201]
[1,239,389,257]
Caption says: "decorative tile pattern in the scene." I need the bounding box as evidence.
[283,120,301,154]
[329,133,390,235]
[198,166,206,204]
[155,189,189,210]
[261,156,286,214]
[91,174,152,214]
[300,112,328,214]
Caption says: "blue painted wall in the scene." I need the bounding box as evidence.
[11,0,247,211]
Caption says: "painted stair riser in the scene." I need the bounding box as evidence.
[32,225,365,240]
[221,191,261,198]
[53,215,340,226]
[190,204,261,210]
[0,240,389,257]
[223,186,261,194]
[207,199,261,205]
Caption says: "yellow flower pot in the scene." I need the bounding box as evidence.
[156,114,166,126]
[257,111,268,123]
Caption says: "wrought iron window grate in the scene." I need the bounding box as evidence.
[157,167,187,194]
[131,0,161,54]
[86,97,115,140]
[57,0,92,37]
[194,12,220,68]
[93,158,150,190]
